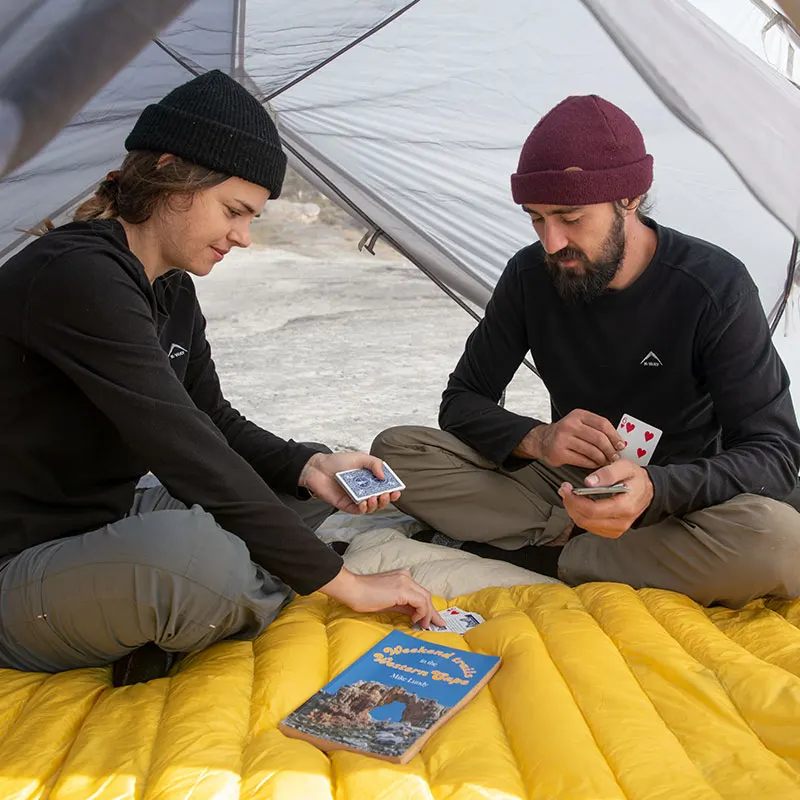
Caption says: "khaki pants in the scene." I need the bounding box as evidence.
[0,451,335,673]
[372,426,800,608]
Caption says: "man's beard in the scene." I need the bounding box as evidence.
[544,211,626,303]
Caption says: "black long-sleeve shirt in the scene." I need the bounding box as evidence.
[440,220,800,527]
[0,219,343,593]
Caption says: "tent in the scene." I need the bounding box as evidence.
[1,0,799,379]
[3,7,800,797]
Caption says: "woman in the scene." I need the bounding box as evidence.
[0,70,442,684]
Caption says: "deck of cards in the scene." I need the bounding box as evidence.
[334,461,406,504]
[617,412,662,466]
[413,606,486,634]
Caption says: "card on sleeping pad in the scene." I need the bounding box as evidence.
[413,606,486,634]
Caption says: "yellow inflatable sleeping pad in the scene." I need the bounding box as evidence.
[1,582,800,799]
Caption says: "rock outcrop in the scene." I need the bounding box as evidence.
[304,681,446,728]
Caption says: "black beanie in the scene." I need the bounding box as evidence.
[124,70,286,198]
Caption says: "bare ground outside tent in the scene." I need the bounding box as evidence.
[204,173,550,453]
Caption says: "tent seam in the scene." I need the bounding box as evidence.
[263,0,424,103]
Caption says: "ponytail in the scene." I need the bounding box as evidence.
[23,152,228,238]
[73,171,120,222]
[74,152,227,226]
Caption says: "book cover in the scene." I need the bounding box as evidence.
[279,630,501,764]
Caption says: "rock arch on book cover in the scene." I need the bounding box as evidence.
[305,681,446,727]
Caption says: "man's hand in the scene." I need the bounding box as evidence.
[515,409,625,469]
[320,567,445,628]
[558,459,654,538]
[299,451,401,515]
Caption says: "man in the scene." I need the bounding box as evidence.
[372,94,800,608]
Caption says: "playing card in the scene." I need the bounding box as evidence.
[334,461,406,503]
[413,606,486,634]
[616,413,662,466]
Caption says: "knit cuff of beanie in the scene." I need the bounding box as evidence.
[510,155,653,206]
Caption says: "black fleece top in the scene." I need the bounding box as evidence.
[440,219,800,527]
[0,219,343,593]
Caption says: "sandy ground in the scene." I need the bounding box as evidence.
[193,207,551,454]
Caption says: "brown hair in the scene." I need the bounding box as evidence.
[73,151,229,224]
[614,192,653,221]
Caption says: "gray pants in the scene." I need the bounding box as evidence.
[372,426,800,608]
[0,481,334,673]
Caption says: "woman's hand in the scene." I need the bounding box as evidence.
[299,452,401,515]
[320,567,445,629]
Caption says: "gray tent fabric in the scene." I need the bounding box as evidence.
[584,0,800,250]
[0,1,195,178]
[0,0,238,259]
[0,0,798,392]
[269,0,798,309]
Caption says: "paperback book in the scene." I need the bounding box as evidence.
[279,629,501,763]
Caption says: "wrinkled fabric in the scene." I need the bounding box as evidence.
[1,584,799,798]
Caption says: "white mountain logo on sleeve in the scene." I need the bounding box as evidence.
[168,343,188,360]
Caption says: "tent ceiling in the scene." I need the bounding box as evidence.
[0,1,798,343]
[0,1,197,178]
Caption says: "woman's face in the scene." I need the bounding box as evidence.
[156,176,270,277]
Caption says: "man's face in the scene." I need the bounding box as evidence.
[155,176,270,277]
[523,202,626,302]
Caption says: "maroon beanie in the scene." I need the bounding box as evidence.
[510,95,653,206]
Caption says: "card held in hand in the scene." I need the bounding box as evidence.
[335,461,406,503]
[617,413,663,466]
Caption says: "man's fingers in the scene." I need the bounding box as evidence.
[585,460,637,488]
[580,412,624,447]
[578,425,620,463]
[566,438,610,468]
[559,481,635,538]
[566,493,631,520]
[562,450,604,470]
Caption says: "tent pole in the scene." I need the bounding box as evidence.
[232,0,247,81]
[262,1,423,103]
[230,1,239,79]
[152,38,203,77]
[768,237,800,334]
